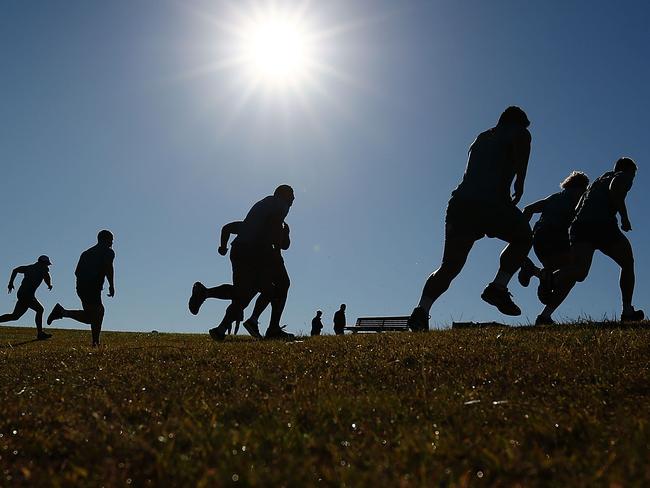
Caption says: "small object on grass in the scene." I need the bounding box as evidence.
[452,322,506,329]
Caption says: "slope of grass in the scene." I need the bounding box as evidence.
[1,324,650,486]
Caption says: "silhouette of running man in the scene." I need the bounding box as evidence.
[333,304,346,335]
[47,230,115,347]
[536,158,644,324]
[196,185,295,341]
[517,171,589,313]
[190,217,294,340]
[408,106,532,331]
[311,310,324,336]
[0,255,54,340]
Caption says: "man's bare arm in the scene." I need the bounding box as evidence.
[7,267,24,293]
[279,222,290,250]
[610,174,633,231]
[107,263,115,297]
[44,271,53,291]
[511,129,532,205]
[522,198,547,221]
[219,221,242,255]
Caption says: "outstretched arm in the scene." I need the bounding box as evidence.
[522,198,547,222]
[7,267,24,293]
[511,129,532,205]
[610,173,634,231]
[219,221,242,255]
[44,271,53,291]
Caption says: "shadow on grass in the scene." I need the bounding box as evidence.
[0,338,41,349]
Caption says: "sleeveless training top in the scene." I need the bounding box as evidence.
[452,125,524,203]
[534,187,582,232]
[574,171,633,225]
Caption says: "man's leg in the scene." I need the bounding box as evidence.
[599,234,643,320]
[206,285,234,299]
[536,242,595,323]
[518,256,541,287]
[27,299,49,338]
[61,308,93,324]
[268,265,290,331]
[408,232,476,331]
[481,208,532,316]
[88,303,105,346]
[264,262,294,339]
[246,294,271,326]
[0,300,29,324]
[189,282,234,315]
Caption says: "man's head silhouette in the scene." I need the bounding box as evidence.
[560,171,589,191]
[614,157,637,175]
[497,106,530,128]
[37,255,52,267]
[274,185,295,207]
[98,229,114,247]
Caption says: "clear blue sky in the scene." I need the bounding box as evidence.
[1,0,648,334]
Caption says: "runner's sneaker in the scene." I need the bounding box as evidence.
[189,282,207,315]
[481,283,521,316]
[47,303,64,325]
[209,326,226,341]
[264,325,295,341]
[621,309,645,322]
[534,314,555,326]
[407,306,429,332]
[517,261,537,288]
[37,331,53,340]
[242,318,263,339]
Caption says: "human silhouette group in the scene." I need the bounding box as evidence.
[0,106,644,345]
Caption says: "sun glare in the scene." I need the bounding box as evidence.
[240,15,312,85]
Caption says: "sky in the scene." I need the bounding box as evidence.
[1,0,649,335]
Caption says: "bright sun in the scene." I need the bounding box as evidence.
[239,15,312,85]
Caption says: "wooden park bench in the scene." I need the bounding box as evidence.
[343,316,410,333]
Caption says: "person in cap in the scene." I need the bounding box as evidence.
[47,230,115,347]
[311,310,324,336]
[0,255,54,340]
[535,157,644,324]
[517,171,590,312]
[407,106,533,331]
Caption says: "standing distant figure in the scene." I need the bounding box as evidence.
[311,310,324,336]
[0,255,54,340]
[518,171,590,309]
[536,158,644,324]
[333,304,346,335]
[408,106,532,331]
[48,230,115,347]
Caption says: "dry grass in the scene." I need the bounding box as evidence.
[1,324,650,486]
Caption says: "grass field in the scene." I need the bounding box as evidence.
[1,324,650,486]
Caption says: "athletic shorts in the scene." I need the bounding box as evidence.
[14,295,42,313]
[532,225,570,262]
[230,243,274,299]
[445,197,531,242]
[77,287,103,307]
[569,220,626,250]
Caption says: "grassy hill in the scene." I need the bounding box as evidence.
[1,324,650,486]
